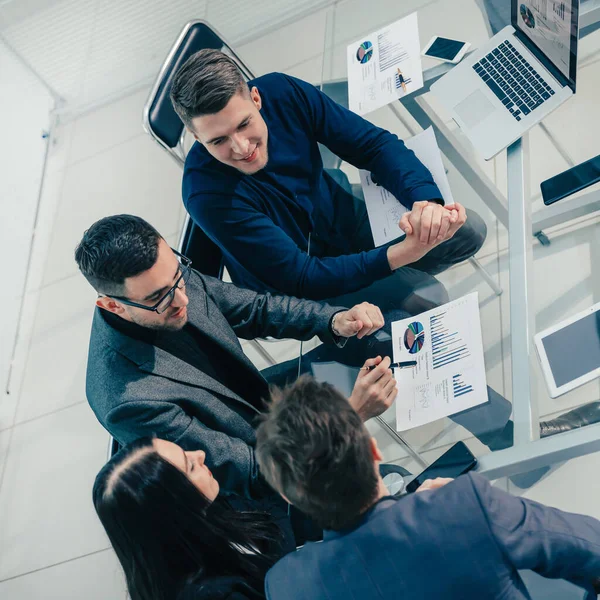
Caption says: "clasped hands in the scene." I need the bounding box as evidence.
[388,200,467,270]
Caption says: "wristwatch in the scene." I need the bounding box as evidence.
[330,312,343,337]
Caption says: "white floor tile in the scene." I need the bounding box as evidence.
[541,59,600,165]
[42,134,184,286]
[0,390,19,434]
[237,8,329,77]
[0,548,126,600]
[241,338,302,372]
[14,276,95,424]
[0,403,112,580]
[67,87,152,167]
[0,289,41,430]
[14,313,91,424]
[30,274,96,342]
[516,451,600,521]
[0,429,11,488]
[285,55,326,84]
[25,169,66,294]
[45,120,75,176]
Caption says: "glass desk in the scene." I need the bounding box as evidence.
[295,0,600,479]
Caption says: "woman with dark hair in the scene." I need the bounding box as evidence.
[93,437,292,600]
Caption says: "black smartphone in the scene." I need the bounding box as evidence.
[541,154,600,206]
[405,441,477,493]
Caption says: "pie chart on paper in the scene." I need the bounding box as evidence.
[356,41,373,64]
[404,321,425,354]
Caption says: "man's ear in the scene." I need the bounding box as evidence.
[249,86,262,110]
[96,296,127,316]
[370,437,384,463]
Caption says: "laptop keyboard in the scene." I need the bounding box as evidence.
[472,40,555,122]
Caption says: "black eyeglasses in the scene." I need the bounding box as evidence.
[108,249,192,315]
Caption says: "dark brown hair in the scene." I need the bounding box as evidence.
[74,214,161,296]
[256,376,379,531]
[170,49,247,129]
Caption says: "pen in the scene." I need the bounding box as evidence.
[396,68,407,92]
[363,361,417,371]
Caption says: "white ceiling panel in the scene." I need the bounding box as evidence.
[0,0,333,109]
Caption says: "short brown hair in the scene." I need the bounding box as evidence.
[170,49,247,129]
[256,376,379,531]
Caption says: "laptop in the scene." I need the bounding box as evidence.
[431,0,579,160]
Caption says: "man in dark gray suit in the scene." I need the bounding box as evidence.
[75,214,396,499]
[257,377,600,600]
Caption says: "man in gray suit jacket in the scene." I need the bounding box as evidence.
[76,215,396,499]
[256,377,600,600]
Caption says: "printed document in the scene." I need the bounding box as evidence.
[391,293,488,430]
[360,126,454,247]
[347,12,424,116]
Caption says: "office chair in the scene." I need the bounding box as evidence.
[106,435,120,461]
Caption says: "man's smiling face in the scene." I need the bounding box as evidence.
[191,86,269,175]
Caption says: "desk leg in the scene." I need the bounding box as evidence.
[506,137,538,445]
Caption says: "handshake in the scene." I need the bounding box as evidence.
[387,200,467,271]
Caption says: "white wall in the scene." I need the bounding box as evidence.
[0,40,54,395]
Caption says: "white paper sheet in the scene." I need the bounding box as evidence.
[360,126,455,247]
[347,12,424,116]
[391,293,488,431]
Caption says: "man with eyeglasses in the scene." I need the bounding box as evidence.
[76,214,397,500]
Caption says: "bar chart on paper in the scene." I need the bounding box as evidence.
[430,311,471,369]
[452,373,473,398]
[391,293,488,430]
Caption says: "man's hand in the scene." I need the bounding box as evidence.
[349,356,398,421]
[332,302,384,339]
[387,201,467,270]
[400,201,466,244]
[415,477,454,493]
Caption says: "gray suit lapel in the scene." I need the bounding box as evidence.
[135,347,262,415]
[185,272,265,380]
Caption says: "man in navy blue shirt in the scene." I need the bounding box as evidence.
[171,49,487,317]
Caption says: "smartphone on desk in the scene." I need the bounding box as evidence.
[406,441,477,493]
[541,154,600,206]
[422,36,471,64]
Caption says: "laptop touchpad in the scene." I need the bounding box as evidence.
[454,90,496,128]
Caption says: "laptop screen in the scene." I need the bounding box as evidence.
[513,0,578,86]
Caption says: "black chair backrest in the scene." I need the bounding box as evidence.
[181,216,224,279]
[147,22,224,149]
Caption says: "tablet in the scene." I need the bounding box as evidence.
[534,302,600,398]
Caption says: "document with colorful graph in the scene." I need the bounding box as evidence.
[391,293,488,431]
[347,12,424,115]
